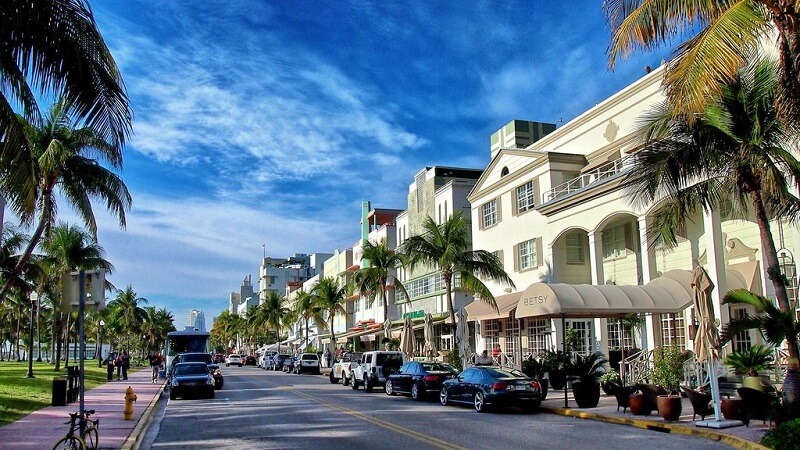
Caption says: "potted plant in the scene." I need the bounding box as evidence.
[541,350,568,390]
[724,345,775,392]
[522,356,549,399]
[569,351,608,408]
[650,345,686,421]
[600,369,622,395]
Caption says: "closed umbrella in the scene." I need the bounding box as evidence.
[691,266,731,427]
[423,313,437,358]
[456,307,472,369]
[400,316,416,359]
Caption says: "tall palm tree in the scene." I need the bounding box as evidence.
[622,56,800,405]
[294,289,325,348]
[259,291,289,354]
[604,0,800,124]
[353,239,408,323]
[211,310,238,352]
[0,0,131,154]
[141,306,176,354]
[0,100,131,305]
[312,277,349,353]
[400,211,515,333]
[107,286,148,352]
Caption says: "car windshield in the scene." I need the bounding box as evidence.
[181,354,212,364]
[301,354,318,360]
[485,368,527,379]
[175,364,208,376]
[377,354,403,366]
[421,363,454,372]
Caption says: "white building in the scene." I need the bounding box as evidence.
[186,309,205,332]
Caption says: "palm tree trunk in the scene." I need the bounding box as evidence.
[776,8,800,123]
[330,314,336,356]
[305,318,309,347]
[64,315,71,367]
[15,309,21,361]
[54,314,62,371]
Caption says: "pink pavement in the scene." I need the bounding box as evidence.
[0,368,163,450]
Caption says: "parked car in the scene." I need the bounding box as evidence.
[385,361,456,400]
[282,356,297,372]
[258,351,277,369]
[294,353,321,374]
[350,351,406,392]
[175,352,223,389]
[213,353,225,364]
[169,362,215,400]
[439,366,541,413]
[244,355,257,366]
[329,352,362,385]
[226,354,243,367]
[270,354,291,371]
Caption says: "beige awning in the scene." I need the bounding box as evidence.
[515,269,696,319]
[465,292,522,321]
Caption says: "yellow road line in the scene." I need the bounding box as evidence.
[291,389,467,450]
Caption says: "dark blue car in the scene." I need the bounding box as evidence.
[386,361,456,401]
[439,366,541,413]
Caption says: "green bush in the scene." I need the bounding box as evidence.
[762,418,800,449]
[600,369,621,385]
[651,345,686,395]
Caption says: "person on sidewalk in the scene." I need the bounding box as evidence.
[115,353,123,380]
[148,352,162,383]
[475,350,493,366]
[105,352,116,381]
[121,350,130,380]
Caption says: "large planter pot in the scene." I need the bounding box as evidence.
[721,398,745,421]
[601,381,616,396]
[742,375,770,392]
[629,393,649,415]
[656,395,682,421]
[573,380,601,408]
[549,370,566,390]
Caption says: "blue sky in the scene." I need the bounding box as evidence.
[56,1,672,329]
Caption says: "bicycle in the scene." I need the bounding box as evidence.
[52,409,99,450]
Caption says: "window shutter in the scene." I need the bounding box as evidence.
[533,177,540,206]
[512,187,519,216]
[536,238,543,267]
[513,244,519,272]
[495,197,502,223]
[497,249,504,269]
[478,204,485,230]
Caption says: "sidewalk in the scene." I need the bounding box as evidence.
[540,390,770,450]
[0,368,163,450]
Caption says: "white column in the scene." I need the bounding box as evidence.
[638,215,658,351]
[703,208,730,325]
[588,231,604,285]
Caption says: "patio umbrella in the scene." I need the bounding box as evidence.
[456,307,472,369]
[400,316,416,359]
[691,265,726,425]
[423,313,437,358]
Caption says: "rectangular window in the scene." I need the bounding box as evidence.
[659,313,686,350]
[731,308,752,352]
[606,319,634,350]
[482,200,497,228]
[526,318,551,356]
[491,250,504,270]
[516,181,536,213]
[518,238,537,270]
[566,233,585,265]
[602,225,627,259]
[566,320,593,354]
[353,298,361,313]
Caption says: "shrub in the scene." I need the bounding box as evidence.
[651,345,686,395]
[762,418,800,449]
[724,345,774,376]
[600,369,621,385]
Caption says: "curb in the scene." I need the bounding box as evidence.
[540,406,769,450]
[121,383,166,450]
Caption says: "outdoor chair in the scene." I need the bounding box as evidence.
[609,382,638,413]
[682,386,730,420]
[637,383,667,414]
[737,387,774,427]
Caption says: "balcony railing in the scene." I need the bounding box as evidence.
[541,158,626,204]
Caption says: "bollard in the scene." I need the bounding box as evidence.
[124,386,137,420]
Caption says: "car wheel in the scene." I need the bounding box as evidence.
[474,392,486,413]
[351,379,359,390]
[225,363,229,367]
[385,380,395,396]
[364,378,373,392]
[439,387,449,406]
[343,375,350,386]
[411,383,422,401]
[330,372,338,384]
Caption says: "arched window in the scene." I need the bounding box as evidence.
[501,167,510,177]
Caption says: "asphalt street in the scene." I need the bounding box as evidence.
[141,366,735,449]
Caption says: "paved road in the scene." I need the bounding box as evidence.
[143,366,734,449]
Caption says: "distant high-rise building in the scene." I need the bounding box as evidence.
[186,309,205,332]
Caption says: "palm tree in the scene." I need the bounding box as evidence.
[0,0,131,155]
[141,306,175,354]
[400,211,515,332]
[107,286,148,352]
[0,100,131,305]
[294,289,325,348]
[312,277,349,354]
[604,0,800,124]
[622,56,800,405]
[353,239,408,323]
[259,291,289,354]
[211,310,239,352]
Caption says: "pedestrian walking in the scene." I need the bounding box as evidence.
[105,352,115,381]
[121,350,130,380]
[115,353,123,380]
[148,352,162,383]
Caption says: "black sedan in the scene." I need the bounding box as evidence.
[176,352,223,389]
[271,354,290,370]
[385,361,456,401]
[169,362,215,400]
[439,366,541,413]
[244,355,257,366]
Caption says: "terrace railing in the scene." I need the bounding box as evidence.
[542,158,626,204]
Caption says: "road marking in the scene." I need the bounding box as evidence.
[291,389,467,450]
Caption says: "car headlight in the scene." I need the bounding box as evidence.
[171,379,179,387]
[206,377,214,386]
[214,369,222,375]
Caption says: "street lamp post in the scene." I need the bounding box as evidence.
[97,320,105,367]
[26,292,37,378]
[35,292,42,362]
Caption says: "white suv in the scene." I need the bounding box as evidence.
[294,353,321,374]
[226,354,243,367]
[350,351,406,392]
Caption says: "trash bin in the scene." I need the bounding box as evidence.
[52,378,67,406]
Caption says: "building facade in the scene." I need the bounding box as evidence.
[186,309,205,332]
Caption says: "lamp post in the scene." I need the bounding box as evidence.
[26,291,37,378]
[35,292,42,362]
[97,320,105,367]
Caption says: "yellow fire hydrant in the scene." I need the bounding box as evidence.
[124,386,137,420]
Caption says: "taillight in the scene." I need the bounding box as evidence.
[530,380,541,392]
[424,375,439,382]
[492,382,509,391]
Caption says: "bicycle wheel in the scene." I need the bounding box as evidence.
[82,426,98,450]
[52,435,86,450]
